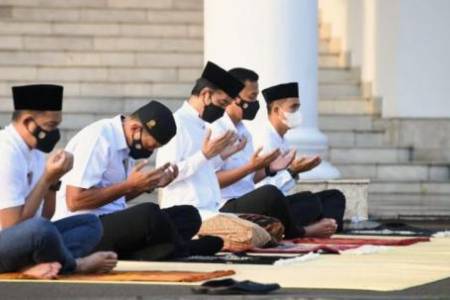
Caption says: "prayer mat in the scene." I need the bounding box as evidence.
[249,242,358,254]
[0,270,235,283]
[290,236,430,246]
[169,253,297,265]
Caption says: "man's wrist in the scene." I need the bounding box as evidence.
[42,172,57,186]
[49,180,62,192]
[288,168,299,180]
[265,165,277,177]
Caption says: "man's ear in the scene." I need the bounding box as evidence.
[129,120,143,131]
[272,104,280,115]
[21,113,35,129]
[199,88,212,105]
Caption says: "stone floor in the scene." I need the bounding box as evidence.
[0,277,449,299]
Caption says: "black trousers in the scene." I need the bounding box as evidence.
[219,185,303,238]
[286,189,346,232]
[95,203,201,260]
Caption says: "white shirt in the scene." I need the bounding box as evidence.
[251,122,296,194]
[0,124,45,230]
[156,102,223,219]
[54,115,134,220]
[210,113,256,205]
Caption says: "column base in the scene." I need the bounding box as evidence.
[286,126,341,180]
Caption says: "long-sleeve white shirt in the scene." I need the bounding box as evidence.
[251,122,296,195]
[210,113,256,204]
[156,102,223,219]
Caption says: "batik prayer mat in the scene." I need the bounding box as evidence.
[0,270,235,283]
[169,253,297,265]
[290,236,430,246]
[250,242,358,254]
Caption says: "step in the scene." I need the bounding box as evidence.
[0,80,364,100]
[368,193,450,219]
[0,97,185,114]
[0,0,197,10]
[319,82,361,98]
[319,115,376,131]
[318,22,331,40]
[0,50,203,68]
[0,112,113,130]
[0,6,203,24]
[318,38,341,55]
[325,129,388,148]
[319,67,360,83]
[0,81,193,98]
[329,147,412,164]
[0,35,203,52]
[0,66,201,83]
[369,181,450,195]
[336,163,450,181]
[318,99,380,115]
[0,0,108,8]
[319,53,348,68]
[0,21,203,38]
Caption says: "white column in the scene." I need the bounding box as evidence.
[204,0,340,179]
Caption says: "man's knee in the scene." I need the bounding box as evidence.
[178,205,201,223]
[135,202,161,215]
[322,189,346,209]
[27,218,60,246]
[76,214,103,235]
[259,184,285,202]
[164,205,202,236]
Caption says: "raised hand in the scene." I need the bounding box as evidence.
[44,149,74,183]
[220,135,247,160]
[127,161,170,193]
[289,155,321,174]
[249,147,280,171]
[270,148,296,172]
[156,164,179,188]
[202,129,236,159]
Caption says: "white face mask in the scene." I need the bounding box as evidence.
[282,109,303,128]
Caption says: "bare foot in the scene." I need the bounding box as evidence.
[21,262,61,279]
[75,251,117,274]
[304,218,338,238]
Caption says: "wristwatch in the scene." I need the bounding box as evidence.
[265,165,277,177]
[288,169,299,180]
[49,180,62,192]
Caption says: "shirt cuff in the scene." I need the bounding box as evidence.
[211,155,225,171]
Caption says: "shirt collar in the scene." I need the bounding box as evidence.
[6,124,33,158]
[268,121,284,144]
[111,115,128,151]
[181,101,206,128]
[222,112,238,131]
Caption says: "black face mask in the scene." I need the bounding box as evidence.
[238,100,260,120]
[30,121,61,153]
[129,129,153,160]
[201,100,225,123]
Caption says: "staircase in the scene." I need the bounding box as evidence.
[0,0,203,144]
[318,22,450,219]
[0,0,448,219]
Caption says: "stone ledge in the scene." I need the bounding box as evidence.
[293,179,370,221]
